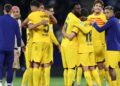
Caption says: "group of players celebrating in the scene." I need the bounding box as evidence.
[7,0,120,86]
[21,1,60,86]
[61,0,120,86]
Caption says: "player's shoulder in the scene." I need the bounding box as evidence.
[67,12,76,19]
[87,13,94,19]
[28,11,41,18]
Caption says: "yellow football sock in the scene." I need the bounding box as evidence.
[99,69,105,84]
[84,71,93,86]
[67,69,75,86]
[91,69,102,86]
[40,68,44,86]
[28,68,33,86]
[21,68,31,86]
[63,69,68,86]
[112,80,117,86]
[118,68,120,86]
[118,69,120,86]
[76,67,82,85]
[116,67,120,86]
[33,68,41,86]
[105,70,112,86]
[44,66,51,86]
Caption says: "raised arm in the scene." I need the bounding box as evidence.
[75,21,91,34]
[49,15,57,24]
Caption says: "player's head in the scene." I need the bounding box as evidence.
[80,8,88,21]
[4,4,12,14]
[46,5,54,15]
[30,0,40,12]
[104,6,114,19]
[71,2,81,17]
[93,0,104,13]
[11,6,20,19]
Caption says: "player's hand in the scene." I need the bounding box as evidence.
[40,20,48,26]
[22,46,26,53]
[57,44,61,53]
[80,16,87,21]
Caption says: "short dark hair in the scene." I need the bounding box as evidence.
[80,8,88,17]
[30,0,40,7]
[70,2,80,11]
[93,0,104,8]
[4,4,12,13]
[105,6,114,11]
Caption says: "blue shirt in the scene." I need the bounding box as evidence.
[93,16,120,51]
[0,14,21,51]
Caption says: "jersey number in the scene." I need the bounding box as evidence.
[86,31,92,42]
[43,25,49,33]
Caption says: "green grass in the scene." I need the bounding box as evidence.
[3,77,106,86]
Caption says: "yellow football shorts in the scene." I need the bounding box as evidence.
[94,46,106,63]
[105,51,119,68]
[31,42,50,63]
[61,45,77,69]
[77,52,96,67]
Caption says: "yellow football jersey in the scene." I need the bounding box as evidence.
[72,21,94,53]
[28,11,50,43]
[87,12,107,46]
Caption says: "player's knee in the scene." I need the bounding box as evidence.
[82,66,89,72]
[89,66,96,71]
[109,67,116,80]
[97,62,104,69]
[33,62,40,68]
[43,63,51,68]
